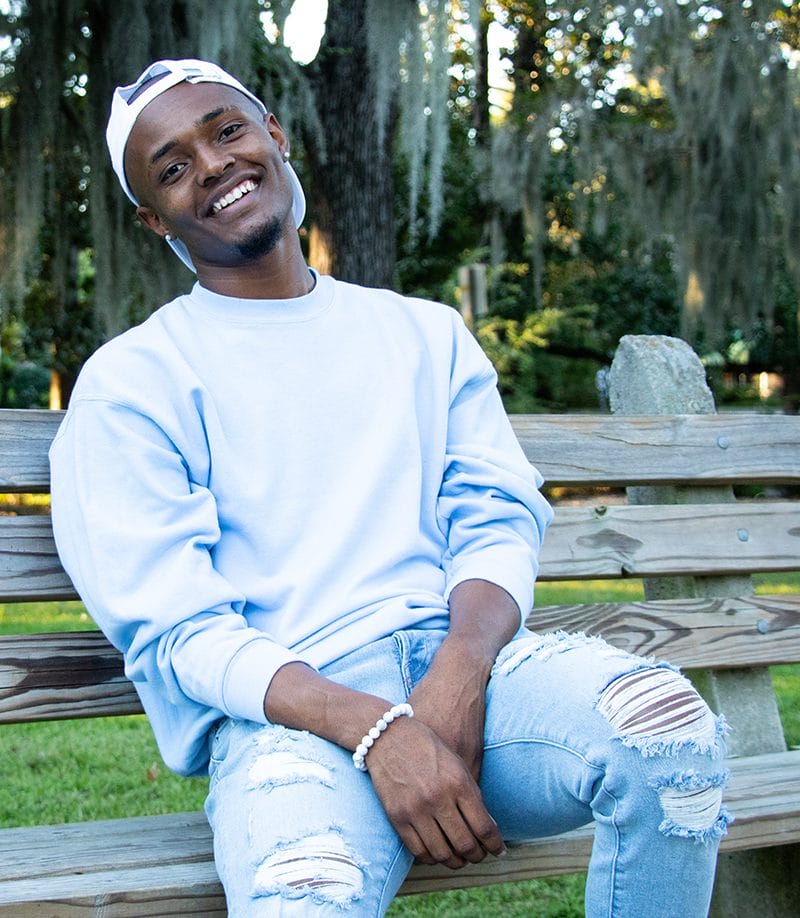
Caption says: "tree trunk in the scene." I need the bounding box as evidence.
[303,0,399,288]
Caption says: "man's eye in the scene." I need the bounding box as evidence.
[161,162,186,182]
[220,123,243,140]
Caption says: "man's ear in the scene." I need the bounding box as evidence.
[136,206,170,239]
[263,112,289,158]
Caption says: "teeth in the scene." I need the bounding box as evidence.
[213,180,257,213]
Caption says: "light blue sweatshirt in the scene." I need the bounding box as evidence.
[49,273,552,775]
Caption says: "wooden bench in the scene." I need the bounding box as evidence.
[1,334,799,916]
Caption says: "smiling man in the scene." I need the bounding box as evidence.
[49,60,730,916]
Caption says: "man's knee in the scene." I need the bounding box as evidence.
[596,664,731,842]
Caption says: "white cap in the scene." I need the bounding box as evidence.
[106,59,306,272]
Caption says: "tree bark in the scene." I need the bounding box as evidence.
[303,0,400,288]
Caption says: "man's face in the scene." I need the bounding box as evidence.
[124,82,294,268]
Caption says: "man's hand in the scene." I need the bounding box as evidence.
[263,658,505,869]
[381,578,521,866]
[364,713,505,869]
[262,580,520,869]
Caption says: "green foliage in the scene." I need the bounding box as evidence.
[476,308,602,412]
[0,357,49,408]
[1,1,797,409]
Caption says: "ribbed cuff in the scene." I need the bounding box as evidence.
[221,637,305,724]
[445,553,536,624]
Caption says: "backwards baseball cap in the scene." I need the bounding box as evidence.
[106,58,306,272]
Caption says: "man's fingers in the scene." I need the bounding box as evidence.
[459,798,506,858]
[396,819,466,869]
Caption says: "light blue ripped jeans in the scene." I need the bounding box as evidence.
[205,628,731,917]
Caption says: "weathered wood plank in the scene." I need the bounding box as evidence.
[0,501,798,602]
[0,409,62,493]
[526,595,800,669]
[0,631,142,722]
[2,412,799,494]
[1,751,797,910]
[0,516,77,601]
[512,414,800,486]
[539,501,800,580]
[4,595,798,723]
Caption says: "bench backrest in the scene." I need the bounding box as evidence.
[1,400,799,730]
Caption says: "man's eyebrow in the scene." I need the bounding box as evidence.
[196,106,235,126]
[151,140,178,166]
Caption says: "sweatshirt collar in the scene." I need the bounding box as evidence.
[189,269,333,324]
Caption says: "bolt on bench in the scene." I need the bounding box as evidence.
[1,335,799,916]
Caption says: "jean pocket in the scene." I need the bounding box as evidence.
[208,717,233,771]
[391,628,447,694]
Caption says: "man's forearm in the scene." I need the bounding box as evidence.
[407,579,521,780]
[262,649,506,869]
[441,578,521,672]
[263,661,392,751]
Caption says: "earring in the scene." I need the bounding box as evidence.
[165,233,174,241]
[282,150,291,161]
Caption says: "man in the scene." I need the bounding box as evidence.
[50,59,730,916]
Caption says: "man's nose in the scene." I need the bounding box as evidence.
[195,145,235,185]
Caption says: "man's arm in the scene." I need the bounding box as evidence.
[263,652,507,869]
[408,578,520,781]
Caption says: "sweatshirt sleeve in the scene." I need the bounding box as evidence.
[49,397,304,730]
[436,316,553,620]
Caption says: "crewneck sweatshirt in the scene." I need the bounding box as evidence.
[49,273,552,775]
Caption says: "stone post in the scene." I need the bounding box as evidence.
[608,334,797,917]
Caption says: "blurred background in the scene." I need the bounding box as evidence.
[1,0,798,414]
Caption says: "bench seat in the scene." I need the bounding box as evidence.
[1,750,798,914]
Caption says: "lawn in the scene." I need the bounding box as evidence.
[1,575,797,916]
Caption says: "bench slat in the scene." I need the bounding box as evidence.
[1,501,798,602]
[527,595,800,669]
[0,631,142,721]
[538,501,800,580]
[3,595,798,723]
[2,412,799,494]
[1,750,797,911]
[0,410,60,493]
[514,414,800,486]
[0,516,77,601]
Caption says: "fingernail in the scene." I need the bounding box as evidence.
[497,846,508,858]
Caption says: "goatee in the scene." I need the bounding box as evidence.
[237,217,282,261]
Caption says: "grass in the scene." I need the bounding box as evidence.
[1,575,798,916]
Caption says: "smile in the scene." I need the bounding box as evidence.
[212,179,258,214]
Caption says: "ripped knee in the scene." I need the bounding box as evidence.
[651,770,731,843]
[596,665,725,756]
[597,665,732,841]
[253,830,365,908]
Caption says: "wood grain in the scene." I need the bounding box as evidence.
[1,500,798,602]
[3,595,798,723]
[538,501,800,579]
[511,413,800,486]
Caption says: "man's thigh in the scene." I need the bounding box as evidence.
[206,718,412,916]
[479,630,686,839]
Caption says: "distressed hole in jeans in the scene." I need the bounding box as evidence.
[652,770,732,842]
[247,749,334,792]
[253,830,365,907]
[492,630,615,676]
[596,666,719,753]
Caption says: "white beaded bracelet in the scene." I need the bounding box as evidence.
[352,703,414,772]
